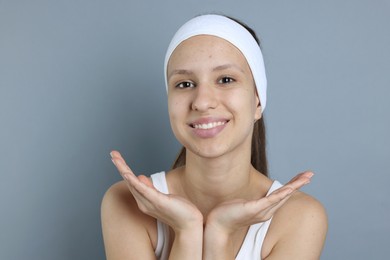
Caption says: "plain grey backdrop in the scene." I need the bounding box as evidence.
[1,0,389,259]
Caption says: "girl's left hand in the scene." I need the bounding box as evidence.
[205,171,314,235]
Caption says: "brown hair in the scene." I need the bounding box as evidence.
[170,15,268,177]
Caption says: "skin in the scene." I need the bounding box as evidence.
[101,35,328,259]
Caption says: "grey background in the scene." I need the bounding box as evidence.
[1,0,389,259]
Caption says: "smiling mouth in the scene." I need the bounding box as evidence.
[190,121,229,130]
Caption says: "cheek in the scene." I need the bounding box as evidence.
[226,90,256,113]
[235,96,260,122]
[168,96,185,122]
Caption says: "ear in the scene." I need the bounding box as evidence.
[254,94,262,120]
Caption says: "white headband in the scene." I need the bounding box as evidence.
[164,14,267,112]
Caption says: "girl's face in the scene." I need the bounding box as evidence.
[167,35,262,159]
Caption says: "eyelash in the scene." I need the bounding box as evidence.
[175,81,195,89]
[218,76,235,84]
[174,76,236,89]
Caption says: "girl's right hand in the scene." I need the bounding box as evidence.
[110,150,203,233]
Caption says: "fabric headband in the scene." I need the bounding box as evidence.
[164,14,267,112]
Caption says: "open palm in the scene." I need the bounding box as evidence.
[110,151,203,232]
[206,172,313,234]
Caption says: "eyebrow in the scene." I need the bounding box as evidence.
[212,64,245,73]
[168,69,194,80]
[168,64,245,80]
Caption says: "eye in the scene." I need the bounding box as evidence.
[176,81,195,89]
[218,76,235,84]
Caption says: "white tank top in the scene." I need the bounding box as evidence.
[151,171,282,260]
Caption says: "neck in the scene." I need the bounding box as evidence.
[179,148,257,217]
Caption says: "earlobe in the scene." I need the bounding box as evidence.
[255,106,262,120]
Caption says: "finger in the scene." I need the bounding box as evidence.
[138,175,155,189]
[110,150,131,170]
[110,153,158,202]
[110,151,158,191]
[126,181,157,214]
[284,171,313,190]
[110,150,123,160]
[255,187,294,209]
[241,187,292,218]
[119,172,158,209]
[123,173,162,203]
[246,187,294,220]
[257,172,313,216]
[109,153,161,210]
[110,151,131,170]
[123,173,173,219]
[257,193,292,220]
[109,154,143,197]
[126,173,157,192]
[120,172,142,200]
[111,156,136,179]
[287,171,314,185]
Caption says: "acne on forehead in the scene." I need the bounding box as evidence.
[167,35,251,75]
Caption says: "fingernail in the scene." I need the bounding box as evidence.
[111,158,116,166]
[110,152,114,158]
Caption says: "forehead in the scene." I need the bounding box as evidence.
[167,35,249,69]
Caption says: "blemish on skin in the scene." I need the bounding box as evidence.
[208,55,213,59]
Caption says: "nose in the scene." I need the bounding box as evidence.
[191,84,218,111]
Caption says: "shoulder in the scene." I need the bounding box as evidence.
[263,191,328,259]
[277,191,327,226]
[101,180,158,259]
[101,180,144,218]
[101,180,141,219]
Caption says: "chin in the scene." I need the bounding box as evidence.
[187,142,231,159]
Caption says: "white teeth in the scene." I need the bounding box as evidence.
[193,121,226,129]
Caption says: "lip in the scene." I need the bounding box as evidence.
[188,117,230,138]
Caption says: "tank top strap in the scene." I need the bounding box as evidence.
[150,171,170,260]
[151,171,169,194]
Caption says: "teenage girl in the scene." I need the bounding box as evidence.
[102,14,327,260]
